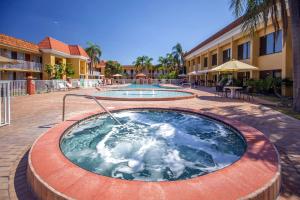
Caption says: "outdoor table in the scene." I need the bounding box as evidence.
[223,86,242,98]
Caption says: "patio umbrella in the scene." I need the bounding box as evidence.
[211,59,258,86]
[113,74,123,77]
[0,56,19,64]
[178,73,187,77]
[187,71,197,76]
[211,59,258,72]
[136,73,146,78]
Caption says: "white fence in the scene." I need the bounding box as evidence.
[0,81,10,127]
[9,80,27,96]
[34,80,67,93]
[0,78,183,96]
[111,79,182,85]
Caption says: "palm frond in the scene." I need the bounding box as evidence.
[231,0,289,43]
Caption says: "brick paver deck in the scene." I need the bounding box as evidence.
[0,87,299,200]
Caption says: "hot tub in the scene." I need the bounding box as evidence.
[27,107,280,200]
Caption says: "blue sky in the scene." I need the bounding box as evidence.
[0,0,235,64]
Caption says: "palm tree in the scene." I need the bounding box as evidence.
[133,56,152,73]
[172,43,185,73]
[144,57,153,77]
[158,56,168,74]
[166,53,176,72]
[85,42,102,76]
[230,0,300,112]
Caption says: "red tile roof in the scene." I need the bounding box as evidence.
[69,45,89,58]
[0,34,40,53]
[185,17,243,57]
[38,37,89,58]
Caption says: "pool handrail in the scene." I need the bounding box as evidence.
[62,94,122,125]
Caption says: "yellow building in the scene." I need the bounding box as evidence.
[0,34,42,80]
[184,17,293,95]
[38,37,89,79]
[0,34,90,80]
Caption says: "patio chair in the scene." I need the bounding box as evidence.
[58,82,67,91]
[66,82,79,90]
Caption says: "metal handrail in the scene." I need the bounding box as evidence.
[62,94,122,125]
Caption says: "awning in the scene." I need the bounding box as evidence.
[188,70,211,75]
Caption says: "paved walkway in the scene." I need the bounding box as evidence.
[0,87,299,200]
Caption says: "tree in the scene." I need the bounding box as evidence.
[172,43,185,73]
[133,56,153,73]
[145,57,154,77]
[158,56,168,75]
[166,53,176,72]
[104,60,122,78]
[44,63,74,79]
[230,0,300,112]
[85,42,101,76]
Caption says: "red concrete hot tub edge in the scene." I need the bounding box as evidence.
[27,106,281,200]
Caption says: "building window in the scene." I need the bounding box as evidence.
[260,30,282,56]
[197,56,200,64]
[11,51,17,60]
[259,70,282,79]
[211,54,217,66]
[223,48,231,63]
[238,41,250,60]
[204,57,208,67]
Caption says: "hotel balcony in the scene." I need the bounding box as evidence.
[0,60,42,72]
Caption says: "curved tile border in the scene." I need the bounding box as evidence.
[94,90,196,101]
[27,106,280,200]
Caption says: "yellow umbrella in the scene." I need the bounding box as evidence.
[211,59,258,72]
[113,74,123,77]
[0,56,19,64]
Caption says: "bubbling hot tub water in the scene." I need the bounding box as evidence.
[60,109,246,181]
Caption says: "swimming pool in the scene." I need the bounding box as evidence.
[120,84,181,89]
[94,89,195,101]
[60,109,246,181]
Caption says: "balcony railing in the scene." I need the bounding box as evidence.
[0,60,42,72]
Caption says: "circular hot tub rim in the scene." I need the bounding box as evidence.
[93,89,196,101]
[27,106,281,200]
[58,108,248,182]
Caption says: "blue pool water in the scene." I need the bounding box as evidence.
[121,84,180,89]
[125,84,162,89]
[61,109,246,181]
[94,90,193,99]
